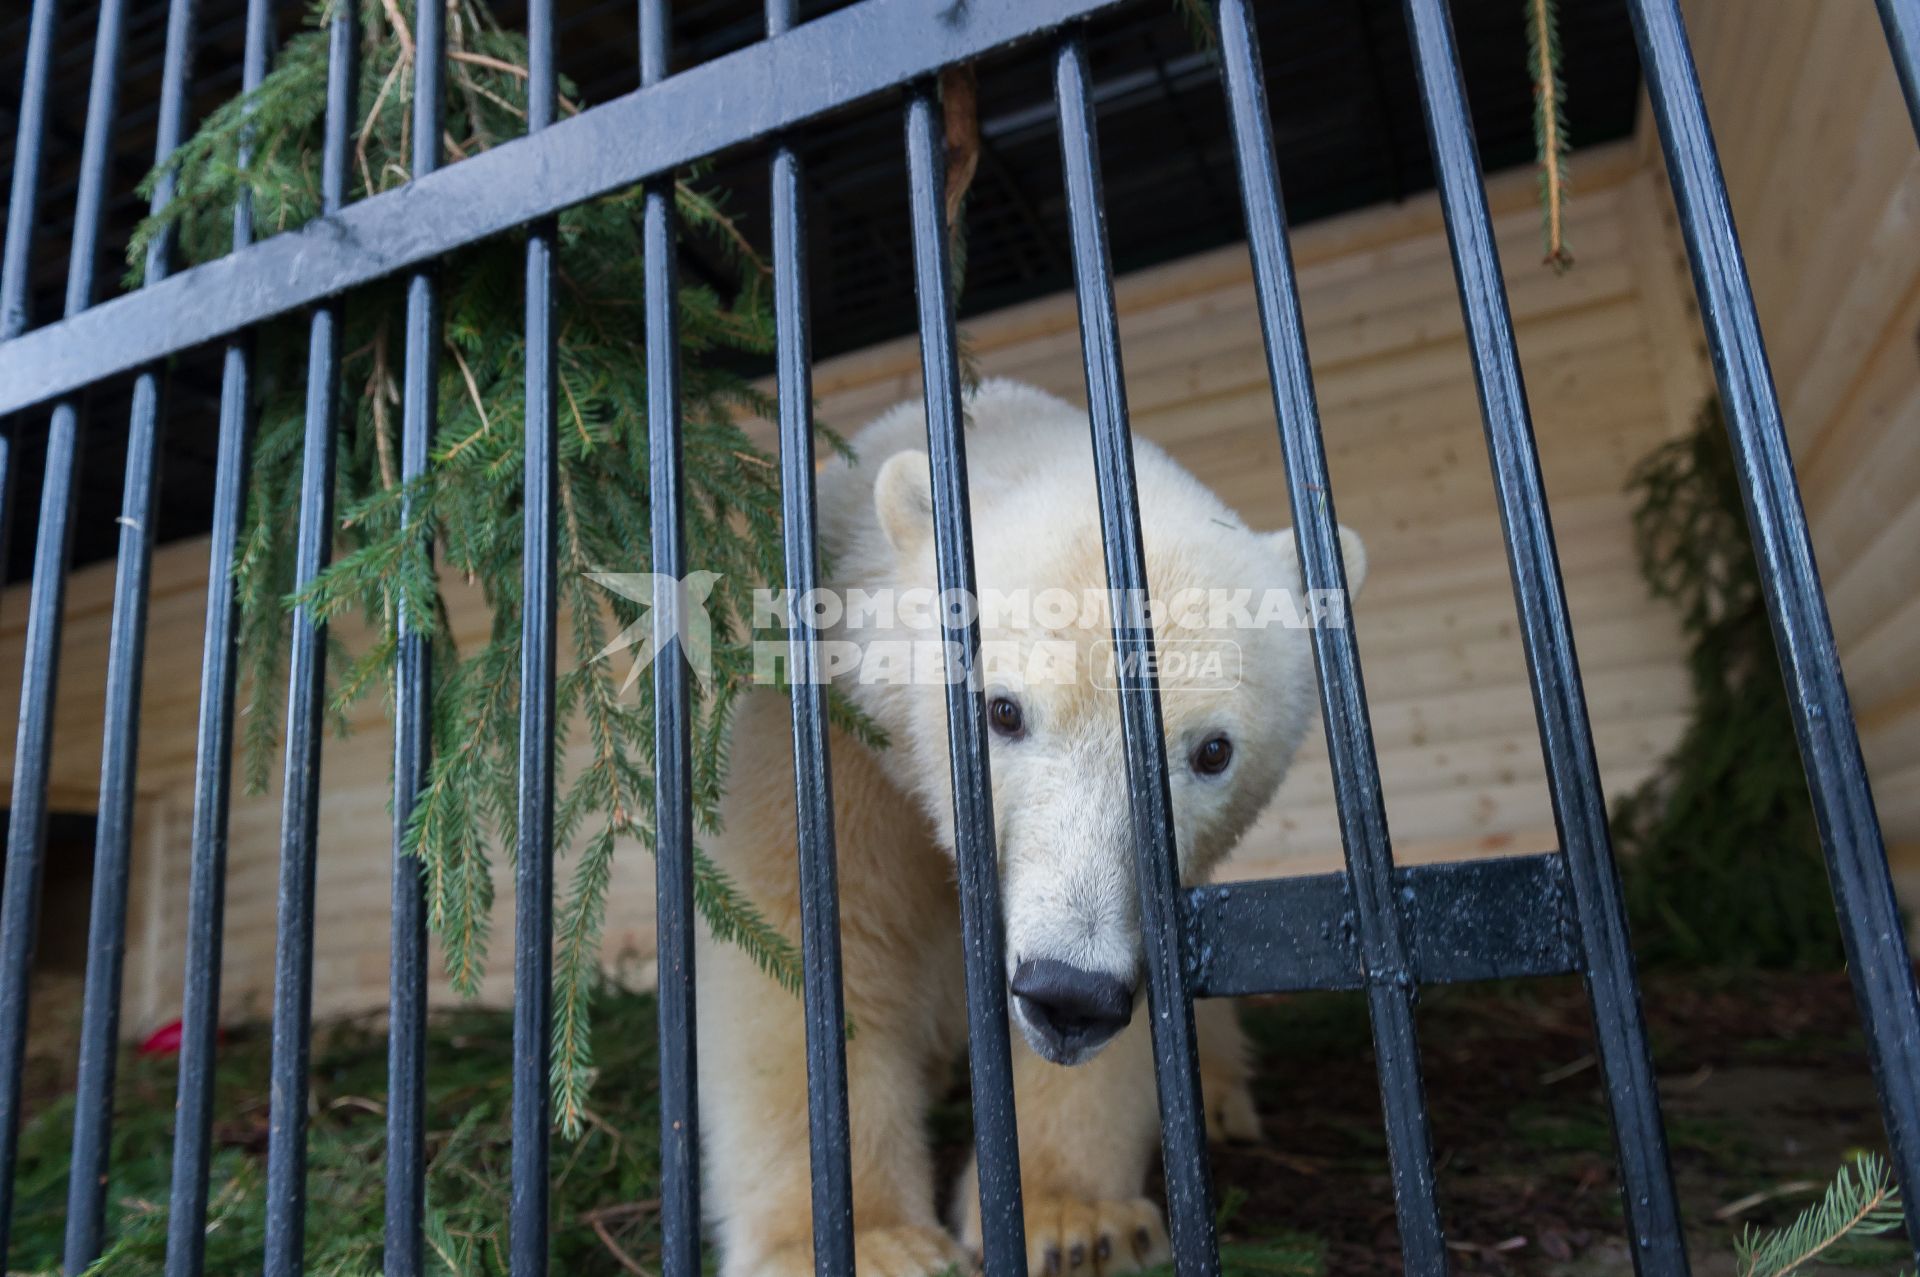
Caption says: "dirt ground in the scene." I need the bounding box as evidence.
[9,968,1907,1274]
[1201,971,1900,1275]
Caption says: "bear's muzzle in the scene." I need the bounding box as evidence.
[1009,958,1136,1065]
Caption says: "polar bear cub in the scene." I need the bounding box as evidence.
[695,380,1362,1277]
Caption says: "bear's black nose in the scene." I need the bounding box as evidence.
[1010,959,1135,1063]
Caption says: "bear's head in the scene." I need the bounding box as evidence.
[831,382,1363,1067]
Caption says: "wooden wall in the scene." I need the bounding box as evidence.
[796,144,1710,881]
[1676,0,1920,894]
[0,139,1727,1030]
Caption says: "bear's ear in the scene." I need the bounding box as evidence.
[1267,524,1368,596]
[874,449,935,556]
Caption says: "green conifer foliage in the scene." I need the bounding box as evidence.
[134,0,880,1133]
[1614,400,1841,970]
[1736,1153,1909,1276]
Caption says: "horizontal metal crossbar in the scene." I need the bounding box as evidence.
[0,0,1132,419]
[1183,852,1582,998]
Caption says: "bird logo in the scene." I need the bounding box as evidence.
[586,570,725,695]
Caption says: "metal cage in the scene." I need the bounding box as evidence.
[0,0,1917,1274]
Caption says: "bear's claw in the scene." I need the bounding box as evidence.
[1020,1197,1168,1277]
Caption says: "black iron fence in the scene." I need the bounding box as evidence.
[0,0,1917,1274]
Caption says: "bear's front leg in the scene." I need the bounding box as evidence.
[952,1018,1171,1276]
[951,1000,1262,1274]
[699,930,968,1277]
[1194,998,1262,1144]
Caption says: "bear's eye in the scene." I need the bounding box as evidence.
[988,696,1026,739]
[1192,734,1233,776]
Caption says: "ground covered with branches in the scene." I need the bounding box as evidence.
[5,970,1903,1276]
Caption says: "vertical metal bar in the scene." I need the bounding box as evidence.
[0,0,59,339]
[1878,0,1920,142]
[60,0,128,325]
[0,437,10,599]
[165,0,274,1270]
[640,8,701,1277]
[0,0,129,1256]
[0,402,79,1269]
[63,0,185,1261]
[1050,36,1221,1277]
[766,2,856,1270]
[511,0,558,1266]
[903,87,1028,1277]
[1209,6,1450,1271]
[387,0,444,1269]
[1629,0,1920,1258]
[262,10,355,1275]
[1399,2,1688,1272]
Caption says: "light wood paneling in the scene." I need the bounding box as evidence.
[1674,0,1920,882]
[0,141,1730,1029]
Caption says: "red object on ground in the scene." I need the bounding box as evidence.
[137,1019,222,1057]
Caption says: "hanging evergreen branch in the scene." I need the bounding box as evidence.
[132,0,883,1136]
[1526,0,1574,271]
[1613,399,1839,969]
[1735,1153,1908,1277]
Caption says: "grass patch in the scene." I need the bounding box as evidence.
[14,991,1328,1277]
[13,989,667,1276]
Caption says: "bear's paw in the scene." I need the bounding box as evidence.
[1018,1196,1169,1277]
[1201,1068,1261,1144]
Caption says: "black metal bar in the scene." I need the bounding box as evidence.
[1050,36,1220,1277]
[1629,0,1920,1257]
[262,10,354,1275]
[387,0,444,1268]
[642,8,700,1277]
[66,365,165,1267]
[0,400,81,1267]
[1400,1,1687,1271]
[1878,0,1920,142]
[0,0,1139,418]
[1184,853,1580,997]
[1210,5,1452,1267]
[60,0,128,322]
[0,438,10,602]
[903,86,1028,1277]
[0,0,134,1253]
[767,0,857,1267]
[0,0,58,339]
[62,0,185,1260]
[164,0,273,1269]
[510,0,558,1266]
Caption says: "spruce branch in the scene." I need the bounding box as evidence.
[1736,1153,1907,1277]
[1615,399,1838,969]
[1527,0,1574,271]
[135,0,845,1128]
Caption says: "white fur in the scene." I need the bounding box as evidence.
[695,380,1360,1276]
